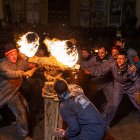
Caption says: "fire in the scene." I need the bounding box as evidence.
[43,38,78,67]
[17,32,39,57]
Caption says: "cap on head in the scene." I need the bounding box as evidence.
[4,42,17,55]
[54,78,68,95]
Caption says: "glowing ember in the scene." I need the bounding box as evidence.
[17,32,39,57]
[43,38,78,67]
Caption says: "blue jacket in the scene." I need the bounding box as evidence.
[60,84,106,140]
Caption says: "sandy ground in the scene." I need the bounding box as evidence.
[0,111,140,140]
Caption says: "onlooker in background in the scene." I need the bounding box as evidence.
[78,46,92,97]
[78,46,92,69]
[52,78,107,140]
[0,40,37,140]
[111,45,121,60]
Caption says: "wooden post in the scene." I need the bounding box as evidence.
[43,95,64,140]
[42,74,76,140]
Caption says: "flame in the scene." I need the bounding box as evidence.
[17,32,39,57]
[43,38,78,67]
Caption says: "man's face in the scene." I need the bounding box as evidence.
[98,47,106,60]
[6,50,18,63]
[81,50,90,58]
[117,54,127,67]
[112,49,119,60]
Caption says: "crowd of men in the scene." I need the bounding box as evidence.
[78,38,140,126]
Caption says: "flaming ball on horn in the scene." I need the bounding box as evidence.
[17,32,39,57]
[43,38,78,68]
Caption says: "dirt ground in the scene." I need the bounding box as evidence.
[0,111,140,140]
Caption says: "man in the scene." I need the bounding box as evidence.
[86,51,140,125]
[111,45,136,72]
[80,46,114,114]
[114,38,140,70]
[0,41,37,140]
[97,46,109,60]
[52,78,106,140]
[90,47,114,113]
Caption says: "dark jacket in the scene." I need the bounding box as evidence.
[80,54,113,84]
[89,59,140,91]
